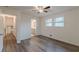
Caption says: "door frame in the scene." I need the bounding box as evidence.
[31,19,37,36]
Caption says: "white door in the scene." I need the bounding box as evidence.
[0,16,4,52]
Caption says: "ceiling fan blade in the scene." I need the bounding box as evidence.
[44,6,50,9]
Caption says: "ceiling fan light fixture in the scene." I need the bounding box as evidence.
[33,6,50,13]
[38,9,43,13]
[34,6,44,13]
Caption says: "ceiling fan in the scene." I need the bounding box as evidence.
[32,6,50,13]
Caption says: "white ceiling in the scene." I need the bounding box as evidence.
[1,6,79,17]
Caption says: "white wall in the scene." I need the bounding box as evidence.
[36,17,41,35]
[40,8,79,46]
[17,13,31,43]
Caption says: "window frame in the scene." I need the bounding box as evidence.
[53,17,64,27]
[45,18,53,27]
[45,16,64,27]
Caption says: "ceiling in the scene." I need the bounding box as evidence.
[1,6,79,17]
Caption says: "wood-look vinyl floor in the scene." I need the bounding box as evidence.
[3,35,79,52]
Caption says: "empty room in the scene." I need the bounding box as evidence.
[0,6,79,52]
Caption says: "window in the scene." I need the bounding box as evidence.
[46,17,64,27]
[54,17,64,27]
[46,19,53,27]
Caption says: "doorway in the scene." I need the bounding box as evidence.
[3,14,16,36]
[0,14,16,51]
[3,14,16,52]
[31,19,37,36]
